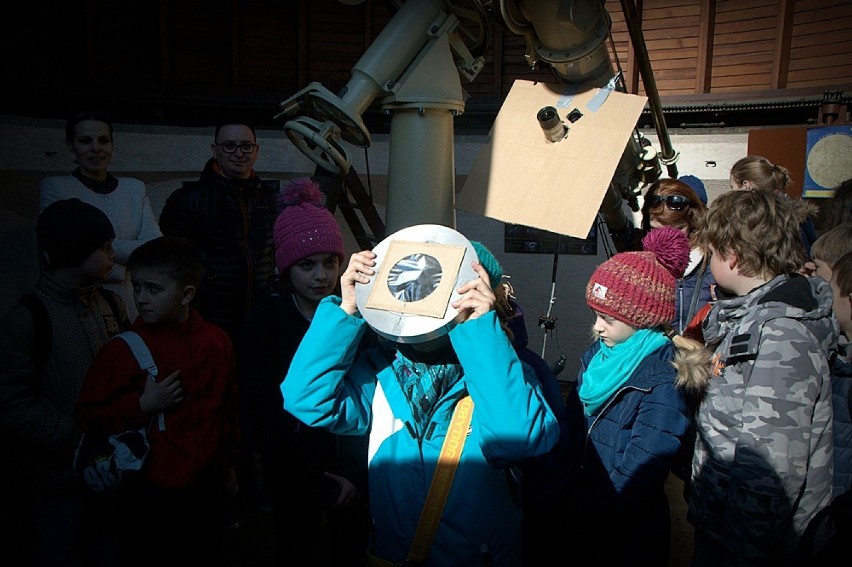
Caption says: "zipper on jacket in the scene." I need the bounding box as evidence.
[584,384,651,451]
[425,422,437,441]
[237,193,253,312]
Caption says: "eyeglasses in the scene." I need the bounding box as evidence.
[214,141,257,154]
[646,194,695,211]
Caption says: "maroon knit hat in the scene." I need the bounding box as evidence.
[273,178,345,273]
[585,226,690,328]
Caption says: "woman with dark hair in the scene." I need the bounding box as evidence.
[39,110,162,320]
[642,178,715,335]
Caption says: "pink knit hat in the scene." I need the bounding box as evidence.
[273,178,345,273]
[585,226,690,328]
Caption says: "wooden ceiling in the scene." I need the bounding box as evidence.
[2,0,849,129]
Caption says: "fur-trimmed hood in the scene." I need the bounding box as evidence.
[672,333,712,408]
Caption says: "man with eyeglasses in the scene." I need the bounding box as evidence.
[159,122,279,338]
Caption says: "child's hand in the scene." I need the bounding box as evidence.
[324,471,359,510]
[451,261,496,322]
[799,260,816,277]
[340,250,376,315]
[139,369,183,413]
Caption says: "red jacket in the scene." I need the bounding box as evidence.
[75,309,240,489]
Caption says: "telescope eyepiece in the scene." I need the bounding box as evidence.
[537,106,567,143]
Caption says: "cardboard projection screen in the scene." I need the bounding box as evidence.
[457,79,648,239]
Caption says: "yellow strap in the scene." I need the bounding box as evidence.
[407,395,474,564]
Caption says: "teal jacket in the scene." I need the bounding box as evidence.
[282,296,559,566]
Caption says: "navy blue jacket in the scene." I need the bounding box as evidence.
[831,351,852,498]
[566,340,693,566]
[674,260,715,334]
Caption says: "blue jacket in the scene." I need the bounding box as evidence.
[282,297,559,567]
[566,339,697,566]
[673,258,715,334]
[831,351,852,498]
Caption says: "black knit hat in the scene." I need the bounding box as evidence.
[37,198,115,268]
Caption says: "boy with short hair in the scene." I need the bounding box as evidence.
[810,222,852,282]
[688,189,838,566]
[832,251,852,347]
[0,197,127,564]
[74,236,241,566]
[810,224,852,501]
[795,250,852,562]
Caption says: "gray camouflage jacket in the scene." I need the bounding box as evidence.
[688,273,838,564]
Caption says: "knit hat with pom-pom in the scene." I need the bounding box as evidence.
[585,226,690,328]
[273,177,344,273]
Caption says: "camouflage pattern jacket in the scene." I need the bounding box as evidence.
[688,274,838,563]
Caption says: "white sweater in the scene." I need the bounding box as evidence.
[39,174,162,319]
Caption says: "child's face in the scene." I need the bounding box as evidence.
[131,267,191,325]
[592,310,636,347]
[812,258,832,282]
[80,240,116,284]
[289,253,340,308]
[830,275,851,338]
[708,245,739,294]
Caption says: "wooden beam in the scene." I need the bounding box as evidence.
[159,0,171,84]
[230,0,239,91]
[695,0,716,93]
[298,0,308,86]
[85,0,95,79]
[364,0,372,52]
[625,0,642,95]
[772,0,795,89]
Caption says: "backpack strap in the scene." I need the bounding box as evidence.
[115,331,158,379]
[115,331,164,431]
[685,261,707,328]
[19,293,51,370]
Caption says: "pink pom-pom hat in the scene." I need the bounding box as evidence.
[585,226,690,328]
[273,177,344,273]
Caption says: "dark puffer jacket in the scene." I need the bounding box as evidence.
[566,337,708,567]
[831,351,852,498]
[159,158,279,336]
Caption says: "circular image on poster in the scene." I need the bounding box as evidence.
[807,133,852,189]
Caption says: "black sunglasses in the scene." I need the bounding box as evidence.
[646,194,695,211]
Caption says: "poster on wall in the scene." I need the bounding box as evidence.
[802,125,852,198]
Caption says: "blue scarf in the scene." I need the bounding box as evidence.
[393,352,462,438]
[579,328,669,416]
